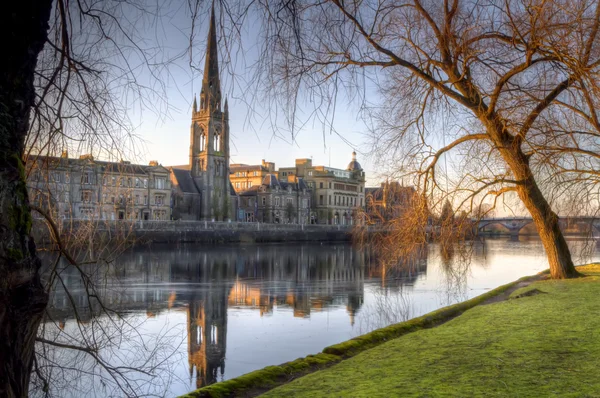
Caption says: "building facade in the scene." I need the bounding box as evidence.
[237,174,311,224]
[279,152,366,225]
[27,154,172,221]
[229,160,276,194]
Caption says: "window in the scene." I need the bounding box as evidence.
[319,182,323,189]
[248,182,253,188]
[82,173,90,184]
[360,186,363,193]
[135,195,140,204]
[236,172,240,177]
[144,195,148,205]
[127,178,132,187]
[308,171,313,176]
[81,191,91,203]
[329,182,331,188]
[135,178,140,187]
[144,178,148,188]
[329,195,332,205]
[112,176,116,186]
[111,196,115,204]
[102,193,107,203]
[155,178,165,189]
[253,171,257,176]
[64,192,69,202]
[303,199,308,208]
[275,197,280,206]
[65,173,70,183]
[360,198,363,206]
[236,182,240,188]
[102,176,107,186]
[155,195,163,206]
[287,198,293,205]
[319,195,324,205]
[262,197,266,206]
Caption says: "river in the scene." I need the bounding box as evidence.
[35,238,600,397]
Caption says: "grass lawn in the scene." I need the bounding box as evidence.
[261,264,600,397]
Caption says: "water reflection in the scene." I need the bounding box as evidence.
[40,239,590,396]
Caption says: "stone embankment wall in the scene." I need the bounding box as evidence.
[31,219,355,244]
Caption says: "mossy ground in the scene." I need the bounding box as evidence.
[262,264,600,397]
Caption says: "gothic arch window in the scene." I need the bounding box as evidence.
[214,133,220,152]
[199,127,206,152]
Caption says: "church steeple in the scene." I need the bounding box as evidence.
[200,3,221,112]
[193,94,198,113]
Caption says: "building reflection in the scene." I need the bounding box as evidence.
[44,243,427,388]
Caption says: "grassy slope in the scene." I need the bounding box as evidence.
[262,264,600,397]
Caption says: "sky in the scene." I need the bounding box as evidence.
[114,2,380,186]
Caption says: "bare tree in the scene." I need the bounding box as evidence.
[2,0,183,395]
[246,0,600,279]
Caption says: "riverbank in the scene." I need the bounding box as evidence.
[182,264,584,397]
[263,264,600,397]
[182,264,600,397]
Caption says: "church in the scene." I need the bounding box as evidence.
[169,7,237,221]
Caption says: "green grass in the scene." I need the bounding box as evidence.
[181,274,539,398]
[262,264,600,397]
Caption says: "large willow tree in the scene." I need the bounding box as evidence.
[252,0,600,279]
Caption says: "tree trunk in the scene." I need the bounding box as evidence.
[501,146,580,279]
[1,1,53,396]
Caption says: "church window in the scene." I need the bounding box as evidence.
[214,133,220,151]
[200,131,206,152]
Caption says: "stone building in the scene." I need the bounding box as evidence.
[229,160,276,194]
[278,152,366,225]
[365,181,417,223]
[27,154,172,221]
[169,6,237,221]
[237,174,311,224]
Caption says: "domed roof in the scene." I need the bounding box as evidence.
[346,151,362,171]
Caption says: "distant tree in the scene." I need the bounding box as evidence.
[473,204,496,220]
[439,200,455,226]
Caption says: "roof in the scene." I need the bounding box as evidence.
[27,155,169,175]
[366,183,415,201]
[346,160,362,171]
[170,167,199,194]
[262,174,282,189]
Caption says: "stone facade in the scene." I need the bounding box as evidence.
[279,152,366,225]
[27,154,172,221]
[230,160,275,194]
[237,174,311,224]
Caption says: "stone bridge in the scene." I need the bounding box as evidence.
[477,217,600,237]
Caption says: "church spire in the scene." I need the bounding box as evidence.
[201,3,221,111]
[193,94,197,113]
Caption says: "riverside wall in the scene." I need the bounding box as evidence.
[31,219,355,245]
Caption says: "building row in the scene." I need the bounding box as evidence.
[25,6,414,225]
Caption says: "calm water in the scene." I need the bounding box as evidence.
[37,239,600,397]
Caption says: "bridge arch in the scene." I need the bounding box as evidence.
[477,218,534,236]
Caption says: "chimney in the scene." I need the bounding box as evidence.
[61,150,69,158]
[149,160,159,166]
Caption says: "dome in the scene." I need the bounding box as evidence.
[346,151,362,171]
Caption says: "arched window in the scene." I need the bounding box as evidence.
[199,128,206,152]
[214,133,220,152]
